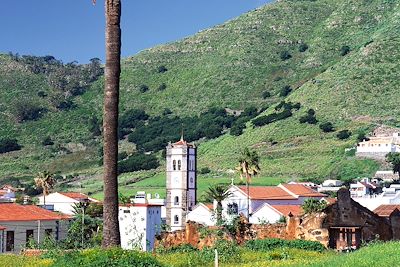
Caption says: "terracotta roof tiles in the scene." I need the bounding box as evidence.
[373,204,400,217]
[271,205,303,216]
[237,186,297,200]
[280,184,326,197]
[0,203,71,221]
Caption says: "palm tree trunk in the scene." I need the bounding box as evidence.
[102,0,121,248]
[246,180,250,221]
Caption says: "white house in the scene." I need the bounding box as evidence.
[0,203,71,253]
[38,192,100,215]
[0,185,17,202]
[349,178,380,198]
[352,184,400,211]
[250,204,303,224]
[186,203,215,226]
[356,133,400,155]
[318,180,344,193]
[119,203,163,252]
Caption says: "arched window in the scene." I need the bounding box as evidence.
[174,215,179,225]
[173,160,176,170]
[178,160,181,170]
[174,196,179,206]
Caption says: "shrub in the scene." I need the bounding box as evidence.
[139,84,149,93]
[119,108,149,129]
[157,83,167,91]
[320,122,334,132]
[262,90,271,99]
[337,129,352,140]
[280,50,292,61]
[299,43,309,52]
[279,85,292,97]
[42,136,54,146]
[14,102,46,122]
[230,122,245,136]
[340,45,350,56]
[0,138,22,153]
[37,91,47,98]
[245,238,325,252]
[302,198,327,214]
[356,131,369,142]
[56,99,75,111]
[162,108,172,116]
[199,167,211,174]
[51,248,163,267]
[299,109,317,124]
[157,65,168,73]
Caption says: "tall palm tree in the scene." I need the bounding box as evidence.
[236,147,260,220]
[205,184,232,225]
[102,0,121,247]
[34,171,55,207]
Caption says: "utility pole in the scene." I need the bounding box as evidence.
[37,220,41,244]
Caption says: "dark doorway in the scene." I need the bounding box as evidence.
[26,229,34,245]
[329,227,361,250]
[6,231,14,252]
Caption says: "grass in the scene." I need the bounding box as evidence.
[0,0,399,190]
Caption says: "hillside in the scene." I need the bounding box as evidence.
[1,0,400,197]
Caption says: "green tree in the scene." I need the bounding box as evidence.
[34,171,55,206]
[386,152,400,180]
[205,184,232,225]
[102,0,122,248]
[302,198,327,214]
[236,148,260,219]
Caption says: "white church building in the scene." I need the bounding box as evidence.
[165,137,197,231]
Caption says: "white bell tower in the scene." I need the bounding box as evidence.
[166,137,197,231]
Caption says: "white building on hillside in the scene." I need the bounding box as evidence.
[356,133,400,155]
[119,203,163,251]
[352,184,400,211]
[0,203,71,253]
[38,192,100,215]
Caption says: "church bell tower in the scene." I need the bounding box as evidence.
[165,137,197,231]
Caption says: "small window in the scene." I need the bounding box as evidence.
[123,210,130,213]
[173,160,176,171]
[174,196,179,206]
[178,160,181,170]
[174,215,179,224]
[227,203,239,215]
[26,230,34,245]
[45,229,53,237]
[6,231,14,252]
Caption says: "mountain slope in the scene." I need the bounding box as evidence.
[0,0,399,195]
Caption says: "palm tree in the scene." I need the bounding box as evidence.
[205,185,232,225]
[102,0,122,247]
[236,147,260,220]
[34,171,55,207]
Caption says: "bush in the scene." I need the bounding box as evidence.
[230,122,245,136]
[340,45,350,56]
[157,83,167,91]
[262,90,271,99]
[14,102,46,122]
[139,84,149,93]
[302,198,327,214]
[280,50,292,61]
[51,248,163,267]
[199,167,211,174]
[162,108,172,116]
[157,65,168,73]
[119,108,149,129]
[337,130,352,140]
[299,109,317,124]
[118,153,160,174]
[320,122,334,132]
[56,99,75,111]
[37,91,47,98]
[245,238,325,252]
[0,138,22,153]
[279,85,292,97]
[299,43,309,52]
[41,136,54,146]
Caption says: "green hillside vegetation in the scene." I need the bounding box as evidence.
[1,0,400,197]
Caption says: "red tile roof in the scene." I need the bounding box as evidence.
[237,186,297,200]
[0,203,71,221]
[280,184,326,197]
[204,203,214,210]
[373,204,400,217]
[271,205,303,216]
[60,192,90,200]
[0,226,6,230]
